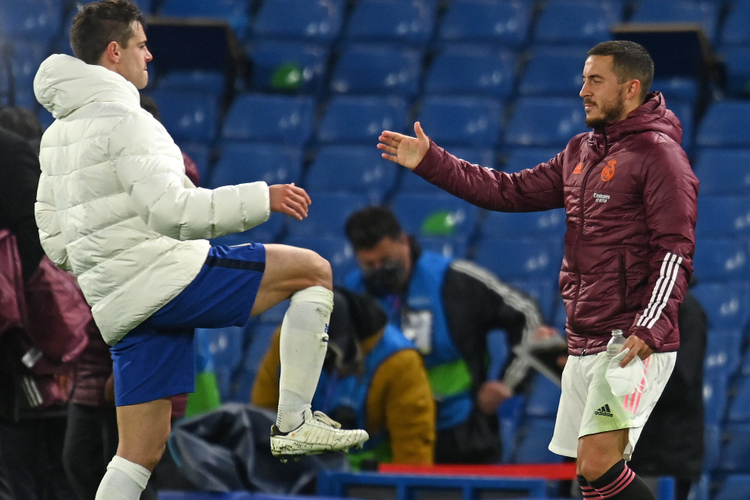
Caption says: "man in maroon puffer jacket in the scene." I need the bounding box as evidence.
[377,40,698,500]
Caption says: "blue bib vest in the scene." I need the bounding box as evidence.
[345,252,473,430]
[312,324,412,465]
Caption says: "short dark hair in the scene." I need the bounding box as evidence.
[588,40,654,102]
[344,206,403,250]
[70,0,145,65]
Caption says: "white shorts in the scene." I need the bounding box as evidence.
[548,351,676,460]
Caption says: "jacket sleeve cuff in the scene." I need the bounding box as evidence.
[629,325,660,350]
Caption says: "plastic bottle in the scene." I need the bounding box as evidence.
[606,329,626,359]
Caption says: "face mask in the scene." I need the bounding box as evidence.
[362,259,407,297]
[605,348,646,396]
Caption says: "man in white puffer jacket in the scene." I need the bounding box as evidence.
[33,1,368,499]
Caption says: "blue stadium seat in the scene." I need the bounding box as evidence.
[398,148,496,194]
[474,237,563,280]
[498,394,525,463]
[704,330,742,380]
[703,425,721,474]
[669,100,694,152]
[149,89,219,143]
[693,149,750,196]
[253,0,343,43]
[482,209,567,240]
[0,0,64,43]
[194,326,246,373]
[502,147,561,173]
[158,0,250,41]
[344,0,435,47]
[423,45,516,99]
[506,97,587,148]
[416,96,504,148]
[692,238,750,283]
[524,373,561,418]
[437,0,532,48]
[154,70,227,94]
[221,94,315,146]
[247,40,329,94]
[257,299,290,324]
[284,235,357,284]
[513,417,563,464]
[714,474,750,500]
[653,76,699,104]
[390,193,481,239]
[629,0,720,45]
[417,235,468,259]
[518,46,589,97]
[329,43,422,97]
[533,0,620,45]
[691,281,750,332]
[696,101,750,148]
[721,47,750,98]
[695,196,750,239]
[231,322,279,401]
[208,143,303,188]
[722,1,750,46]
[316,95,408,144]
[720,424,750,472]
[727,375,750,423]
[8,40,50,97]
[304,145,398,204]
[285,192,367,238]
[703,371,729,426]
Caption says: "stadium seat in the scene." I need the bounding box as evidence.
[246,40,329,94]
[231,322,279,401]
[0,0,64,43]
[629,0,720,45]
[194,326,246,375]
[416,235,468,259]
[221,94,315,146]
[329,43,422,98]
[415,95,504,148]
[719,424,750,472]
[154,70,227,94]
[502,147,561,173]
[533,0,621,45]
[513,417,563,464]
[703,330,743,380]
[691,281,750,332]
[721,47,750,98]
[8,40,49,97]
[722,1,750,47]
[727,375,750,423]
[692,238,750,283]
[482,209,567,240]
[693,149,750,196]
[524,373,561,418]
[149,89,219,143]
[506,97,587,148]
[518,46,589,97]
[284,235,357,284]
[703,371,729,426]
[437,0,532,48]
[253,0,343,43]
[423,45,516,99]
[390,193,481,239]
[474,237,563,281]
[695,196,750,239]
[316,95,408,144]
[257,299,290,324]
[344,0,435,47]
[670,100,694,152]
[652,76,699,104]
[398,147,496,194]
[285,192,367,238]
[208,142,303,188]
[158,0,250,41]
[714,474,750,500]
[304,145,398,204]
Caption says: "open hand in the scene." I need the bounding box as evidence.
[377,121,430,170]
[268,183,311,220]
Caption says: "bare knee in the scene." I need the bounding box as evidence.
[298,250,332,291]
[577,456,618,482]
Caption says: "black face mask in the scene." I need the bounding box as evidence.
[362,259,407,297]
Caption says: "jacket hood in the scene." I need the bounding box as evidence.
[34,54,140,119]
[598,91,683,146]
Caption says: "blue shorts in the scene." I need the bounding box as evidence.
[111,243,266,406]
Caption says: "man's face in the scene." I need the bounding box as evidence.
[116,22,152,89]
[354,235,412,294]
[579,55,629,128]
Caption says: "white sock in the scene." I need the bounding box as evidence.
[276,286,333,432]
[94,455,151,500]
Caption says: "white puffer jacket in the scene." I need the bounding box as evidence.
[34,54,270,345]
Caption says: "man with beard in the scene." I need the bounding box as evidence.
[376,40,698,500]
[343,205,558,464]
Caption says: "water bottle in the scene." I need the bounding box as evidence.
[606,329,626,359]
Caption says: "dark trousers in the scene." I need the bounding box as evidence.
[62,403,118,500]
[0,414,76,500]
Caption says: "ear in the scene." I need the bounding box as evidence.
[625,79,641,102]
[100,40,120,65]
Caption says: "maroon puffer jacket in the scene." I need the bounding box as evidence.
[413,92,698,355]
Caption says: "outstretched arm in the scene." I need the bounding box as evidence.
[377,122,430,170]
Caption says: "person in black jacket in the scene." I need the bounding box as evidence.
[344,205,559,463]
[0,115,76,500]
[628,287,707,500]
